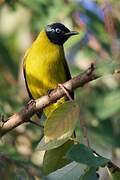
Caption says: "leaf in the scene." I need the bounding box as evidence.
[43,140,74,175]
[44,101,79,142]
[96,60,118,77]
[37,101,79,150]
[66,144,109,167]
[47,162,86,180]
[96,91,120,119]
[80,167,98,180]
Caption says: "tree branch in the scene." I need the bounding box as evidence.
[0,64,96,137]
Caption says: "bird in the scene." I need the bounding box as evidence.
[23,23,79,118]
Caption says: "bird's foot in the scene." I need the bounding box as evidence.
[0,114,8,127]
[26,99,36,110]
[58,83,73,101]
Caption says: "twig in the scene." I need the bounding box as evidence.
[28,119,44,128]
[93,150,120,173]
[0,64,96,137]
[107,161,120,173]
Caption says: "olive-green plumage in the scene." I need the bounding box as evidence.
[23,23,78,117]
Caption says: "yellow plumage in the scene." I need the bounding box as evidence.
[23,31,70,117]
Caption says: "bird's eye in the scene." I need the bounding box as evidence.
[55,28,61,33]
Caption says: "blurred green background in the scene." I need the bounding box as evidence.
[0,0,120,179]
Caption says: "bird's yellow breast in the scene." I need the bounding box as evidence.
[25,31,67,98]
[24,31,68,116]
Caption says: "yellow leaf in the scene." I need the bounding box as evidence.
[37,101,79,150]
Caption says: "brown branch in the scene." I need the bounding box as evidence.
[93,150,120,174]
[0,64,96,137]
[107,161,120,173]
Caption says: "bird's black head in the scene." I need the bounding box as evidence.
[45,23,79,45]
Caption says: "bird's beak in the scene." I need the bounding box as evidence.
[65,31,79,37]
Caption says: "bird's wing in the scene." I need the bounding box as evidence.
[63,58,74,99]
[23,48,33,99]
[23,49,43,118]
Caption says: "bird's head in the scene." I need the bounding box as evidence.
[45,23,79,45]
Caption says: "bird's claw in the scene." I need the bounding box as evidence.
[47,89,54,97]
[58,83,73,101]
[26,99,36,110]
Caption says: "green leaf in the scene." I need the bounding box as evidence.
[96,59,119,76]
[66,144,109,167]
[47,162,87,180]
[80,167,98,180]
[95,91,120,119]
[37,101,79,150]
[43,140,74,175]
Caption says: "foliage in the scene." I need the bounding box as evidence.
[37,101,79,150]
[0,0,120,179]
[66,144,109,167]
